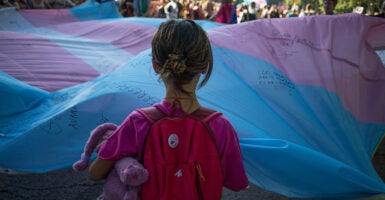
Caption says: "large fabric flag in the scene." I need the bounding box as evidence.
[0,3,385,198]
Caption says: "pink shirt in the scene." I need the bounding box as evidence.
[99,100,248,191]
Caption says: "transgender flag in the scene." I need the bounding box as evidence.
[0,3,385,199]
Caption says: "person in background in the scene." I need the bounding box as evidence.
[134,0,151,16]
[202,0,215,20]
[259,5,268,18]
[215,0,236,24]
[29,0,51,8]
[240,2,257,22]
[268,4,279,18]
[47,0,76,9]
[1,0,30,9]
[376,0,385,18]
[0,0,14,8]
[175,0,183,18]
[164,0,179,19]
[287,6,299,17]
[191,1,205,19]
[120,0,134,17]
[153,0,167,18]
[303,3,315,16]
[323,0,337,15]
[238,3,248,22]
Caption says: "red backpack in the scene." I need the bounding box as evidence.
[137,107,224,200]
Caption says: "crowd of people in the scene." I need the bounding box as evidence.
[118,0,385,23]
[0,0,84,9]
[120,0,337,23]
[117,0,385,23]
[1,0,384,22]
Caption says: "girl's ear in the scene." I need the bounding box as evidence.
[152,60,160,74]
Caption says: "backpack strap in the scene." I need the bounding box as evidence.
[138,106,221,123]
[191,107,222,123]
[137,107,165,123]
[203,110,222,123]
[190,107,222,154]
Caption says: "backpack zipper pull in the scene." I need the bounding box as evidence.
[195,162,206,182]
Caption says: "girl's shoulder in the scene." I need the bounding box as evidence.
[198,107,234,131]
[118,109,153,131]
[208,112,233,128]
[123,102,234,130]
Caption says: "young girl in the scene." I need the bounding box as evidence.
[89,19,248,199]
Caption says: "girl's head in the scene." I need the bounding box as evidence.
[151,19,213,95]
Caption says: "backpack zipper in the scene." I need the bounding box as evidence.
[195,161,205,200]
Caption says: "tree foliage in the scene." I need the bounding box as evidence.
[275,0,383,15]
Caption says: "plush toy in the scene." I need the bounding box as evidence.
[73,123,149,200]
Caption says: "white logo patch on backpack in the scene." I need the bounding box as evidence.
[168,133,179,148]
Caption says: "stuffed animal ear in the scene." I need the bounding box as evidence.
[84,123,117,156]
[72,123,117,172]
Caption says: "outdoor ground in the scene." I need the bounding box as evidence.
[1,139,384,200]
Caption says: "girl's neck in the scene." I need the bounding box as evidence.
[164,92,201,114]
[164,76,200,113]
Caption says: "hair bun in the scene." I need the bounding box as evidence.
[165,54,187,75]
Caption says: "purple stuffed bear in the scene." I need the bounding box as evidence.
[73,123,149,200]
